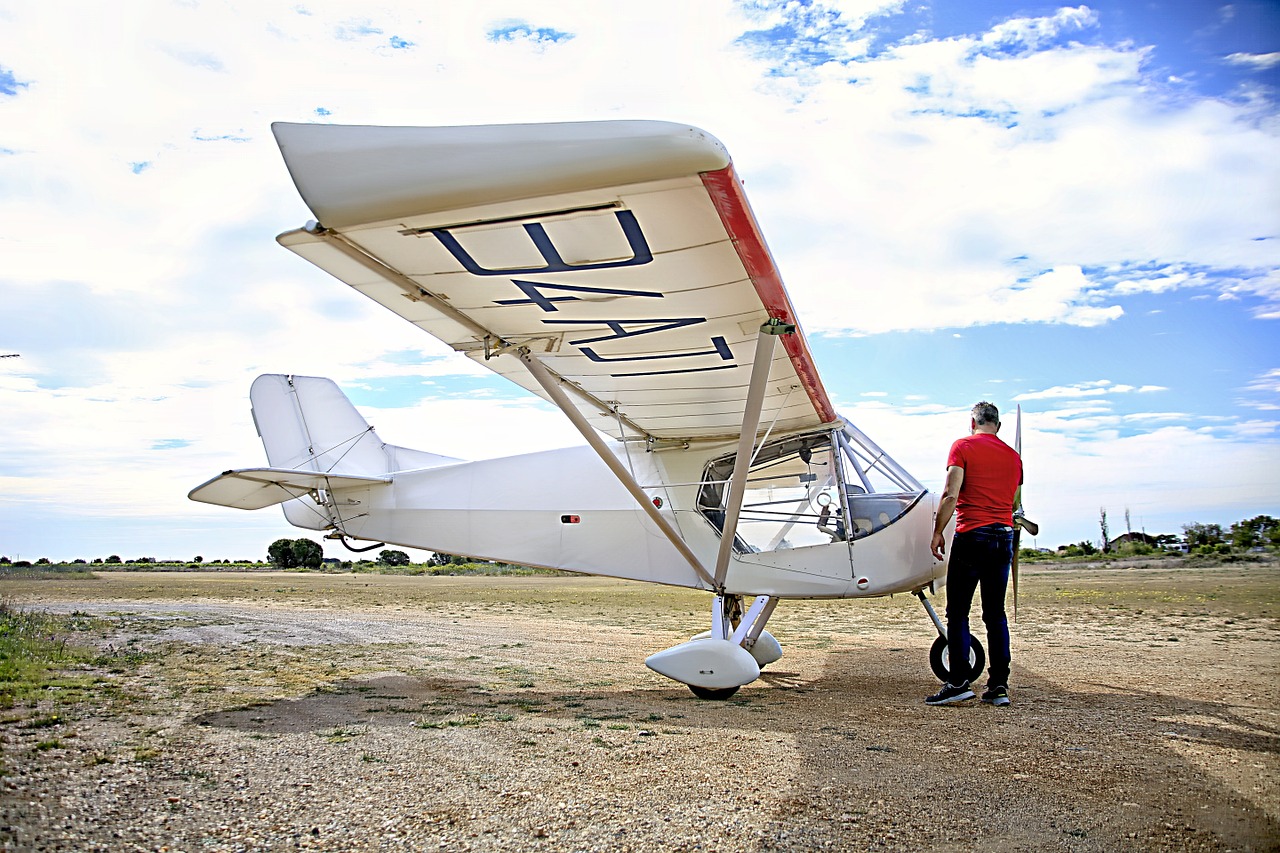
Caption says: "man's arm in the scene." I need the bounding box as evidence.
[931,465,965,561]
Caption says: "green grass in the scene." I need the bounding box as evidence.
[0,567,96,581]
[0,600,103,710]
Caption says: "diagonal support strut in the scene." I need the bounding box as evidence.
[712,319,794,588]
[516,348,717,590]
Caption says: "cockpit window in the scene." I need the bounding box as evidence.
[699,421,925,554]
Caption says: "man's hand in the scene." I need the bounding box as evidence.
[931,465,963,562]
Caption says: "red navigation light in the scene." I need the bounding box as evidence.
[652,497,664,509]
[561,514,581,524]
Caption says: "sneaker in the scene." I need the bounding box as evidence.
[925,681,975,705]
[981,684,1010,706]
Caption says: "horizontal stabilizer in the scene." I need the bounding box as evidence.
[188,467,391,511]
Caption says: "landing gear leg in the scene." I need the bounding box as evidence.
[689,594,748,700]
[669,594,783,700]
[914,589,985,684]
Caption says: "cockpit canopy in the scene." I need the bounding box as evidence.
[699,419,926,554]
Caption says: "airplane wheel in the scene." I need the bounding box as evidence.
[689,684,740,700]
[929,636,985,683]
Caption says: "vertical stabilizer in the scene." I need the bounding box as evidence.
[250,374,390,476]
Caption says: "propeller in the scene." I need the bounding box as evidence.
[1010,405,1038,621]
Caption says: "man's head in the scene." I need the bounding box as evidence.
[970,401,1000,434]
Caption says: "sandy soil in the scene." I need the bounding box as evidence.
[1,563,1277,852]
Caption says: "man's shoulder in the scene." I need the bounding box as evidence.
[957,433,1019,460]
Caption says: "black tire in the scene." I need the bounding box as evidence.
[689,684,740,700]
[929,635,985,683]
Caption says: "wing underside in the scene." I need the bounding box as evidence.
[272,120,836,444]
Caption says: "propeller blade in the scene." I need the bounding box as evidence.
[1012,404,1024,622]
[1015,404,1022,455]
[1012,530,1020,623]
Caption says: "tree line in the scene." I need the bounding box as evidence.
[4,514,1275,570]
[1043,513,1278,559]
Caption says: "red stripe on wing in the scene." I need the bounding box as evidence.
[701,165,837,423]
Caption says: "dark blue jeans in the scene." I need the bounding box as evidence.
[946,524,1014,687]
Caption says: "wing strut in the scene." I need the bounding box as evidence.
[515,348,717,590]
[712,320,794,588]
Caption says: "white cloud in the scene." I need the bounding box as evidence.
[1238,368,1280,411]
[1014,380,1167,402]
[980,6,1098,53]
[1224,52,1280,71]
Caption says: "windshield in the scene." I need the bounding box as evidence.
[699,421,925,553]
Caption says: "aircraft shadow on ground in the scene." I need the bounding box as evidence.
[189,642,1279,848]
[191,643,1278,762]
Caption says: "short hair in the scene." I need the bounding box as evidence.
[971,401,1000,426]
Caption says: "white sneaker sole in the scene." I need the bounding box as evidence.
[926,690,975,705]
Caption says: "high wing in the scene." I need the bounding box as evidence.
[272,121,836,444]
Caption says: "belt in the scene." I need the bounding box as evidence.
[968,524,1014,533]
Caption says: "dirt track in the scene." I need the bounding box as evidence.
[2,565,1277,851]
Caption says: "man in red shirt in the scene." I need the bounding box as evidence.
[926,401,1023,706]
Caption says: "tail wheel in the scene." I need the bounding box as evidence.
[689,684,740,700]
[929,636,985,683]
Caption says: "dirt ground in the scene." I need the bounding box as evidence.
[1,562,1277,852]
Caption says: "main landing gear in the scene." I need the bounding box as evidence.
[914,589,985,683]
[645,593,783,700]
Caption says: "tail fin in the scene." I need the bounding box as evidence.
[249,374,389,475]
[189,374,459,514]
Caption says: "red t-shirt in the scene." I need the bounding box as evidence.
[946,432,1023,533]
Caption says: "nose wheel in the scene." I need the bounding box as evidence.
[929,635,985,683]
[915,589,986,683]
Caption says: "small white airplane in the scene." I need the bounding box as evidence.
[191,120,993,698]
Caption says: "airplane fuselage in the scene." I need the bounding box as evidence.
[286,436,945,599]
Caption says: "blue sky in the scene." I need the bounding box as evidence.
[0,0,1276,561]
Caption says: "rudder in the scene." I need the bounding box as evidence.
[250,374,390,476]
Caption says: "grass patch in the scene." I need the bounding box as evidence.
[0,567,97,581]
[0,600,107,711]
[413,712,490,729]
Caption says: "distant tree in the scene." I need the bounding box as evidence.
[428,552,489,567]
[91,558,103,564]
[1230,515,1279,550]
[35,557,50,565]
[13,560,32,568]
[72,559,86,565]
[193,555,203,563]
[1059,540,1098,557]
[105,555,121,564]
[268,538,297,568]
[291,539,323,569]
[1182,522,1224,548]
[378,549,411,566]
[0,556,9,565]
[1099,508,1110,553]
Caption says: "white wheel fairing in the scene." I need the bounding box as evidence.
[645,638,761,689]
